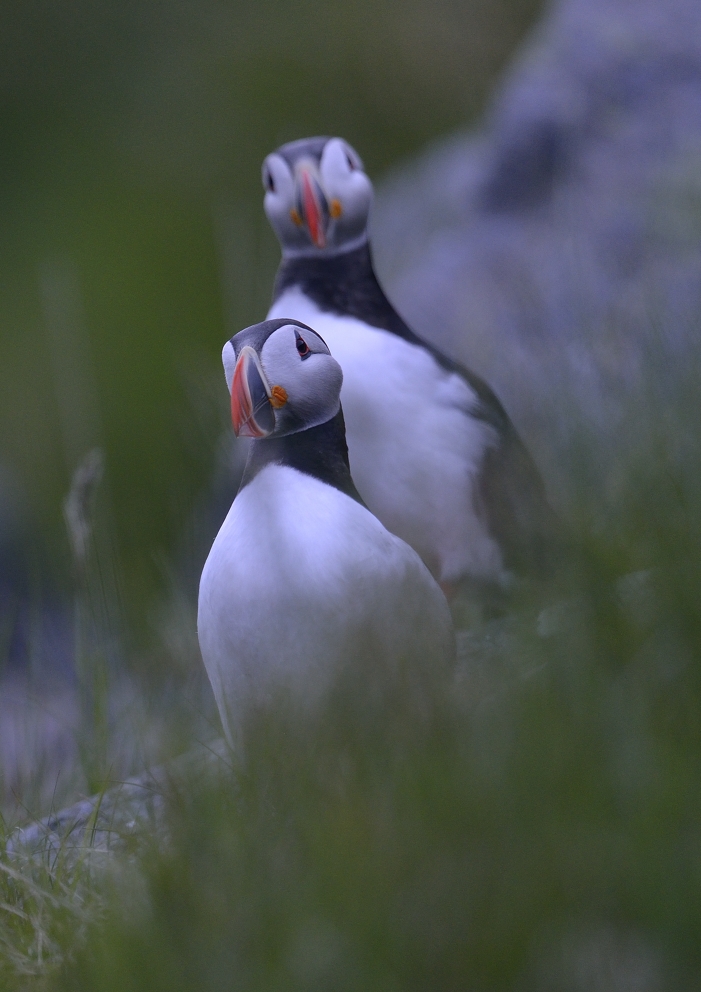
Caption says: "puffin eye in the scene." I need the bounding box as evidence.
[295,333,311,358]
[263,167,275,193]
[345,153,356,171]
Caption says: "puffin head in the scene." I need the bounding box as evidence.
[223,319,343,439]
[262,137,372,258]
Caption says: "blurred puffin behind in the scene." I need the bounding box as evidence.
[197,318,455,749]
[262,137,561,593]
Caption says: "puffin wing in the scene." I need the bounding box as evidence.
[447,355,562,578]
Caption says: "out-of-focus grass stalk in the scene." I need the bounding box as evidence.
[41,257,122,797]
[63,450,111,797]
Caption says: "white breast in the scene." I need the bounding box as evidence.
[197,464,454,746]
[268,289,505,584]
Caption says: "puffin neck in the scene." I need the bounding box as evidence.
[279,232,369,262]
[238,408,365,504]
[272,242,417,342]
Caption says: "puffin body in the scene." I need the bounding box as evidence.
[262,138,558,587]
[198,319,454,746]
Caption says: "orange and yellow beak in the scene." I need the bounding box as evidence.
[294,166,330,249]
[230,346,276,438]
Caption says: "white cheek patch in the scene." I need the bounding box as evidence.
[319,146,373,248]
[320,138,363,179]
[320,141,371,198]
[263,154,299,240]
[222,340,237,393]
[260,325,301,386]
[263,153,295,200]
[304,358,343,425]
[260,325,343,431]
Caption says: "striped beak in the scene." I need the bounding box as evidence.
[230,346,276,438]
[295,165,329,249]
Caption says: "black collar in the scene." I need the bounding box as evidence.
[274,243,419,344]
[239,408,365,504]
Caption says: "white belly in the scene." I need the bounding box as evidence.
[268,289,505,583]
[198,464,454,745]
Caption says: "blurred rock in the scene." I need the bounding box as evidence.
[373,0,701,514]
[7,735,229,860]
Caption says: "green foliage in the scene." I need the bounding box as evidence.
[56,548,701,989]
[0,814,104,987]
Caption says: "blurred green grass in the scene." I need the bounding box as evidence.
[51,520,701,990]
[0,0,543,628]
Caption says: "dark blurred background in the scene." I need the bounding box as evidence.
[0,0,543,644]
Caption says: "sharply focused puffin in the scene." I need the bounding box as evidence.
[198,318,455,747]
[262,137,559,590]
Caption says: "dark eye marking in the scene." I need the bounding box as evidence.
[295,332,311,358]
[345,153,355,171]
[264,167,275,193]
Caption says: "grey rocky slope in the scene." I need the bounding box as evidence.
[372,0,701,515]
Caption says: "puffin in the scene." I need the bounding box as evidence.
[261,137,559,591]
[197,318,455,748]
